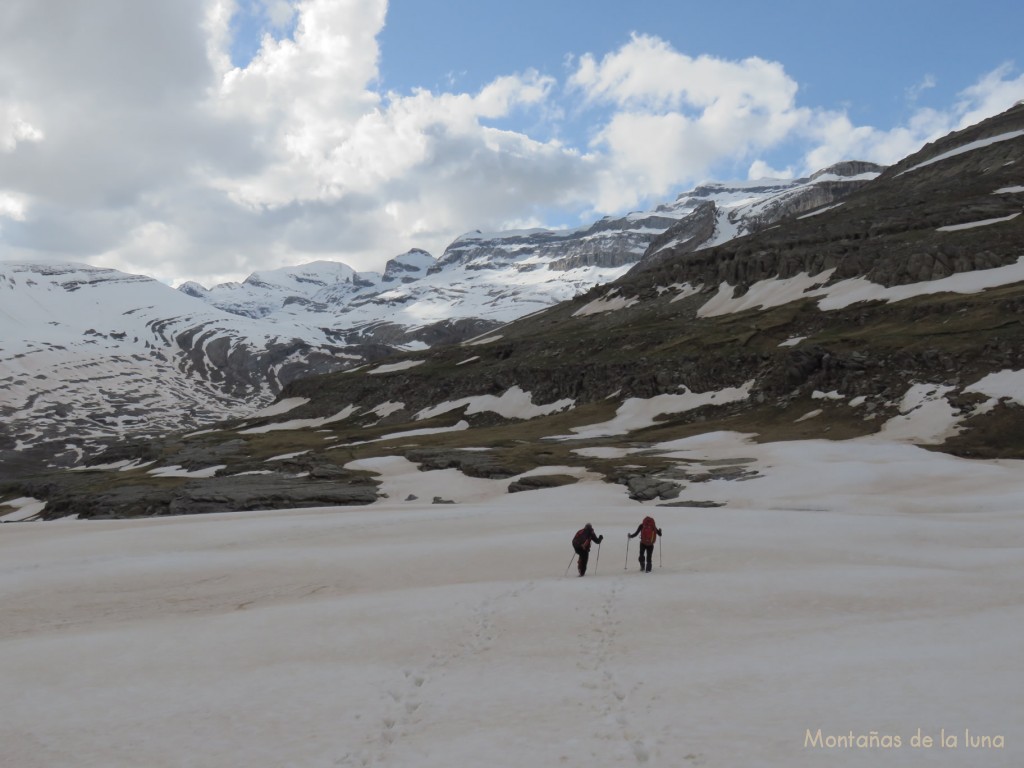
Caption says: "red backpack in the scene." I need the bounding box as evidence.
[640,516,658,545]
[572,527,591,550]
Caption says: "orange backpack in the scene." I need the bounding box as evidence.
[640,517,658,545]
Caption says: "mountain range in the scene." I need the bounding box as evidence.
[2,102,1024,519]
[0,162,879,471]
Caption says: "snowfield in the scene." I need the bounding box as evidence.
[1,436,1021,767]
[698,256,1024,318]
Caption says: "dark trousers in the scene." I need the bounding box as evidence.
[575,546,590,576]
[639,543,654,572]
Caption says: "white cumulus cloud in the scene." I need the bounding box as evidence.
[1,3,1023,288]
[567,34,810,208]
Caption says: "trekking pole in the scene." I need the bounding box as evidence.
[659,536,663,568]
[624,535,630,570]
[594,541,601,575]
[564,553,577,577]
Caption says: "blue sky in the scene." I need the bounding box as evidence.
[377,0,1024,176]
[1,0,1023,286]
[375,0,1007,120]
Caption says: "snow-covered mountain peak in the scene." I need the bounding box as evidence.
[177,280,210,298]
[243,260,358,290]
[184,260,362,319]
[807,161,884,183]
[2,262,206,337]
[383,249,436,283]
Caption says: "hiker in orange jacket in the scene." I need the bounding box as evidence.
[628,516,662,572]
[572,523,604,577]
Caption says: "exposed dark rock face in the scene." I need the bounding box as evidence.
[403,448,519,479]
[17,473,379,520]
[382,249,436,283]
[637,201,719,271]
[508,475,579,493]
[625,108,1023,295]
[437,223,664,273]
[337,318,502,350]
[621,476,683,502]
[441,165,880,274]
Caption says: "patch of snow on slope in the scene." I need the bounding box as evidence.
[936,212,1020,231]
[702,257,1024,316]
[809,172,880,183]
[265,451,310,462]
[0,497,47,522]
[964,369,1024,411]
[874,384,961,444]
[573,292,639,317]
[700,206,742,249]
[397,341,429,352]
[798,202,845,218]
[147,464,227,478]
[250,398,310,418]
[897,129,1024,175]
[812,390,845,401]
[563,381,754,439]
[698,270,836,317]
[69,458,156,472]
[668,283,701,303]
[372,419,470,442]
[817,256,1024,310]
[463,335,503,346]
[795,409,822,422]
[240,406,359,434]
[369,360,425,375]
[369,401,405,419]
[416,387,574,421]
[994,186,1024,194]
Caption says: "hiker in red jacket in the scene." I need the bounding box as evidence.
[572,523,604,577]
[628,516,662,572]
